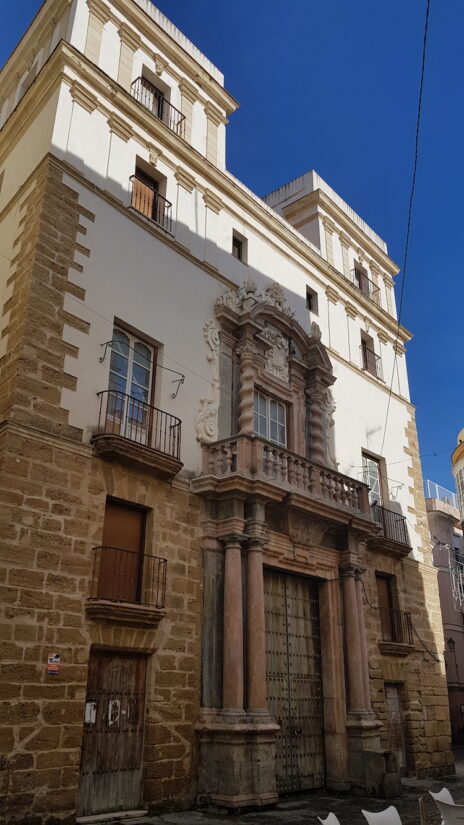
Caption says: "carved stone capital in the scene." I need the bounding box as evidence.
[203,189,223,213]
[70,81,98,113]
[204,100,227,126]
[87,0,110,23]
[338,230,351,249]
[118,22,141,51]
[393,341,406,356]
[107,113,133,142]
[377,330,390,345]
[179,78,198,103]
[175,166,196,193]
[322,215,336,234]
[344,302,358,319]
[325,286,339,304]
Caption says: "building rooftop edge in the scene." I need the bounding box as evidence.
[264,169,389,255]
[131,0,224,85]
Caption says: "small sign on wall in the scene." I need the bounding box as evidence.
[47,652,61,675]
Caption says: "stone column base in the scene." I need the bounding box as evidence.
[196,713,279,810]
[346,714,401,797]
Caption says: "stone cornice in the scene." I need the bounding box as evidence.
[107,112,133,141]
[393,341,406,357]
[175,166,196,193]
[376,330,391,345]
[118,22,142,51]
[0,41,412,346]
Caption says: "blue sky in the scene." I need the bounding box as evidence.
[2,0,462,491]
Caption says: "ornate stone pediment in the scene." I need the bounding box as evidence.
[215,278,295,319]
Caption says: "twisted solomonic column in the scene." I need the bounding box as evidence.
[307,385,326,465]
[237,340,256,436]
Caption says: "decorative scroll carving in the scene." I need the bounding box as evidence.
[288,511,327,547]
[261,325,289,383]
[195,320,220,443]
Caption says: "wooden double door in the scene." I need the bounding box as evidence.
[264,569,325,793]
[78,650,147,817]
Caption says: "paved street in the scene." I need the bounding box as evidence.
[103,754,464,825]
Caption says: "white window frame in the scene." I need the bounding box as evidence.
[253,390,287,447]
[362,453,383,505]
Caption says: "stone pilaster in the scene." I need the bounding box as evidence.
[179,78,198,143]
[204,101,226,165]
[84,0,109,64]
[339,231,351,278]
[117,23,141,91]
[322,216,335,266]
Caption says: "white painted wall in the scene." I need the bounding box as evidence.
[0,0,422,558]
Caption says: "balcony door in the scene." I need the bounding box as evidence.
[107,328,155,446]
[362,453,383,505]
[98,501,146,603]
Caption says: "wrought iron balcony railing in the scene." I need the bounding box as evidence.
[371,503,410,546]
[202,435,371,515]
[349,268,381,304]
[131,77,185,138]
[360,344,383,380]
[89,546,167,608]
[96,389,181,460]
[130,175,173,233]
[379,607,413,645]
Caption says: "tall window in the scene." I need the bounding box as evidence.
[107,329,155,443]
[254,390,286,446]
[362,453,382,505]
[109,329,153,403]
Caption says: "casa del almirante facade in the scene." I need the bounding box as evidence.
[0,0,454,821]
